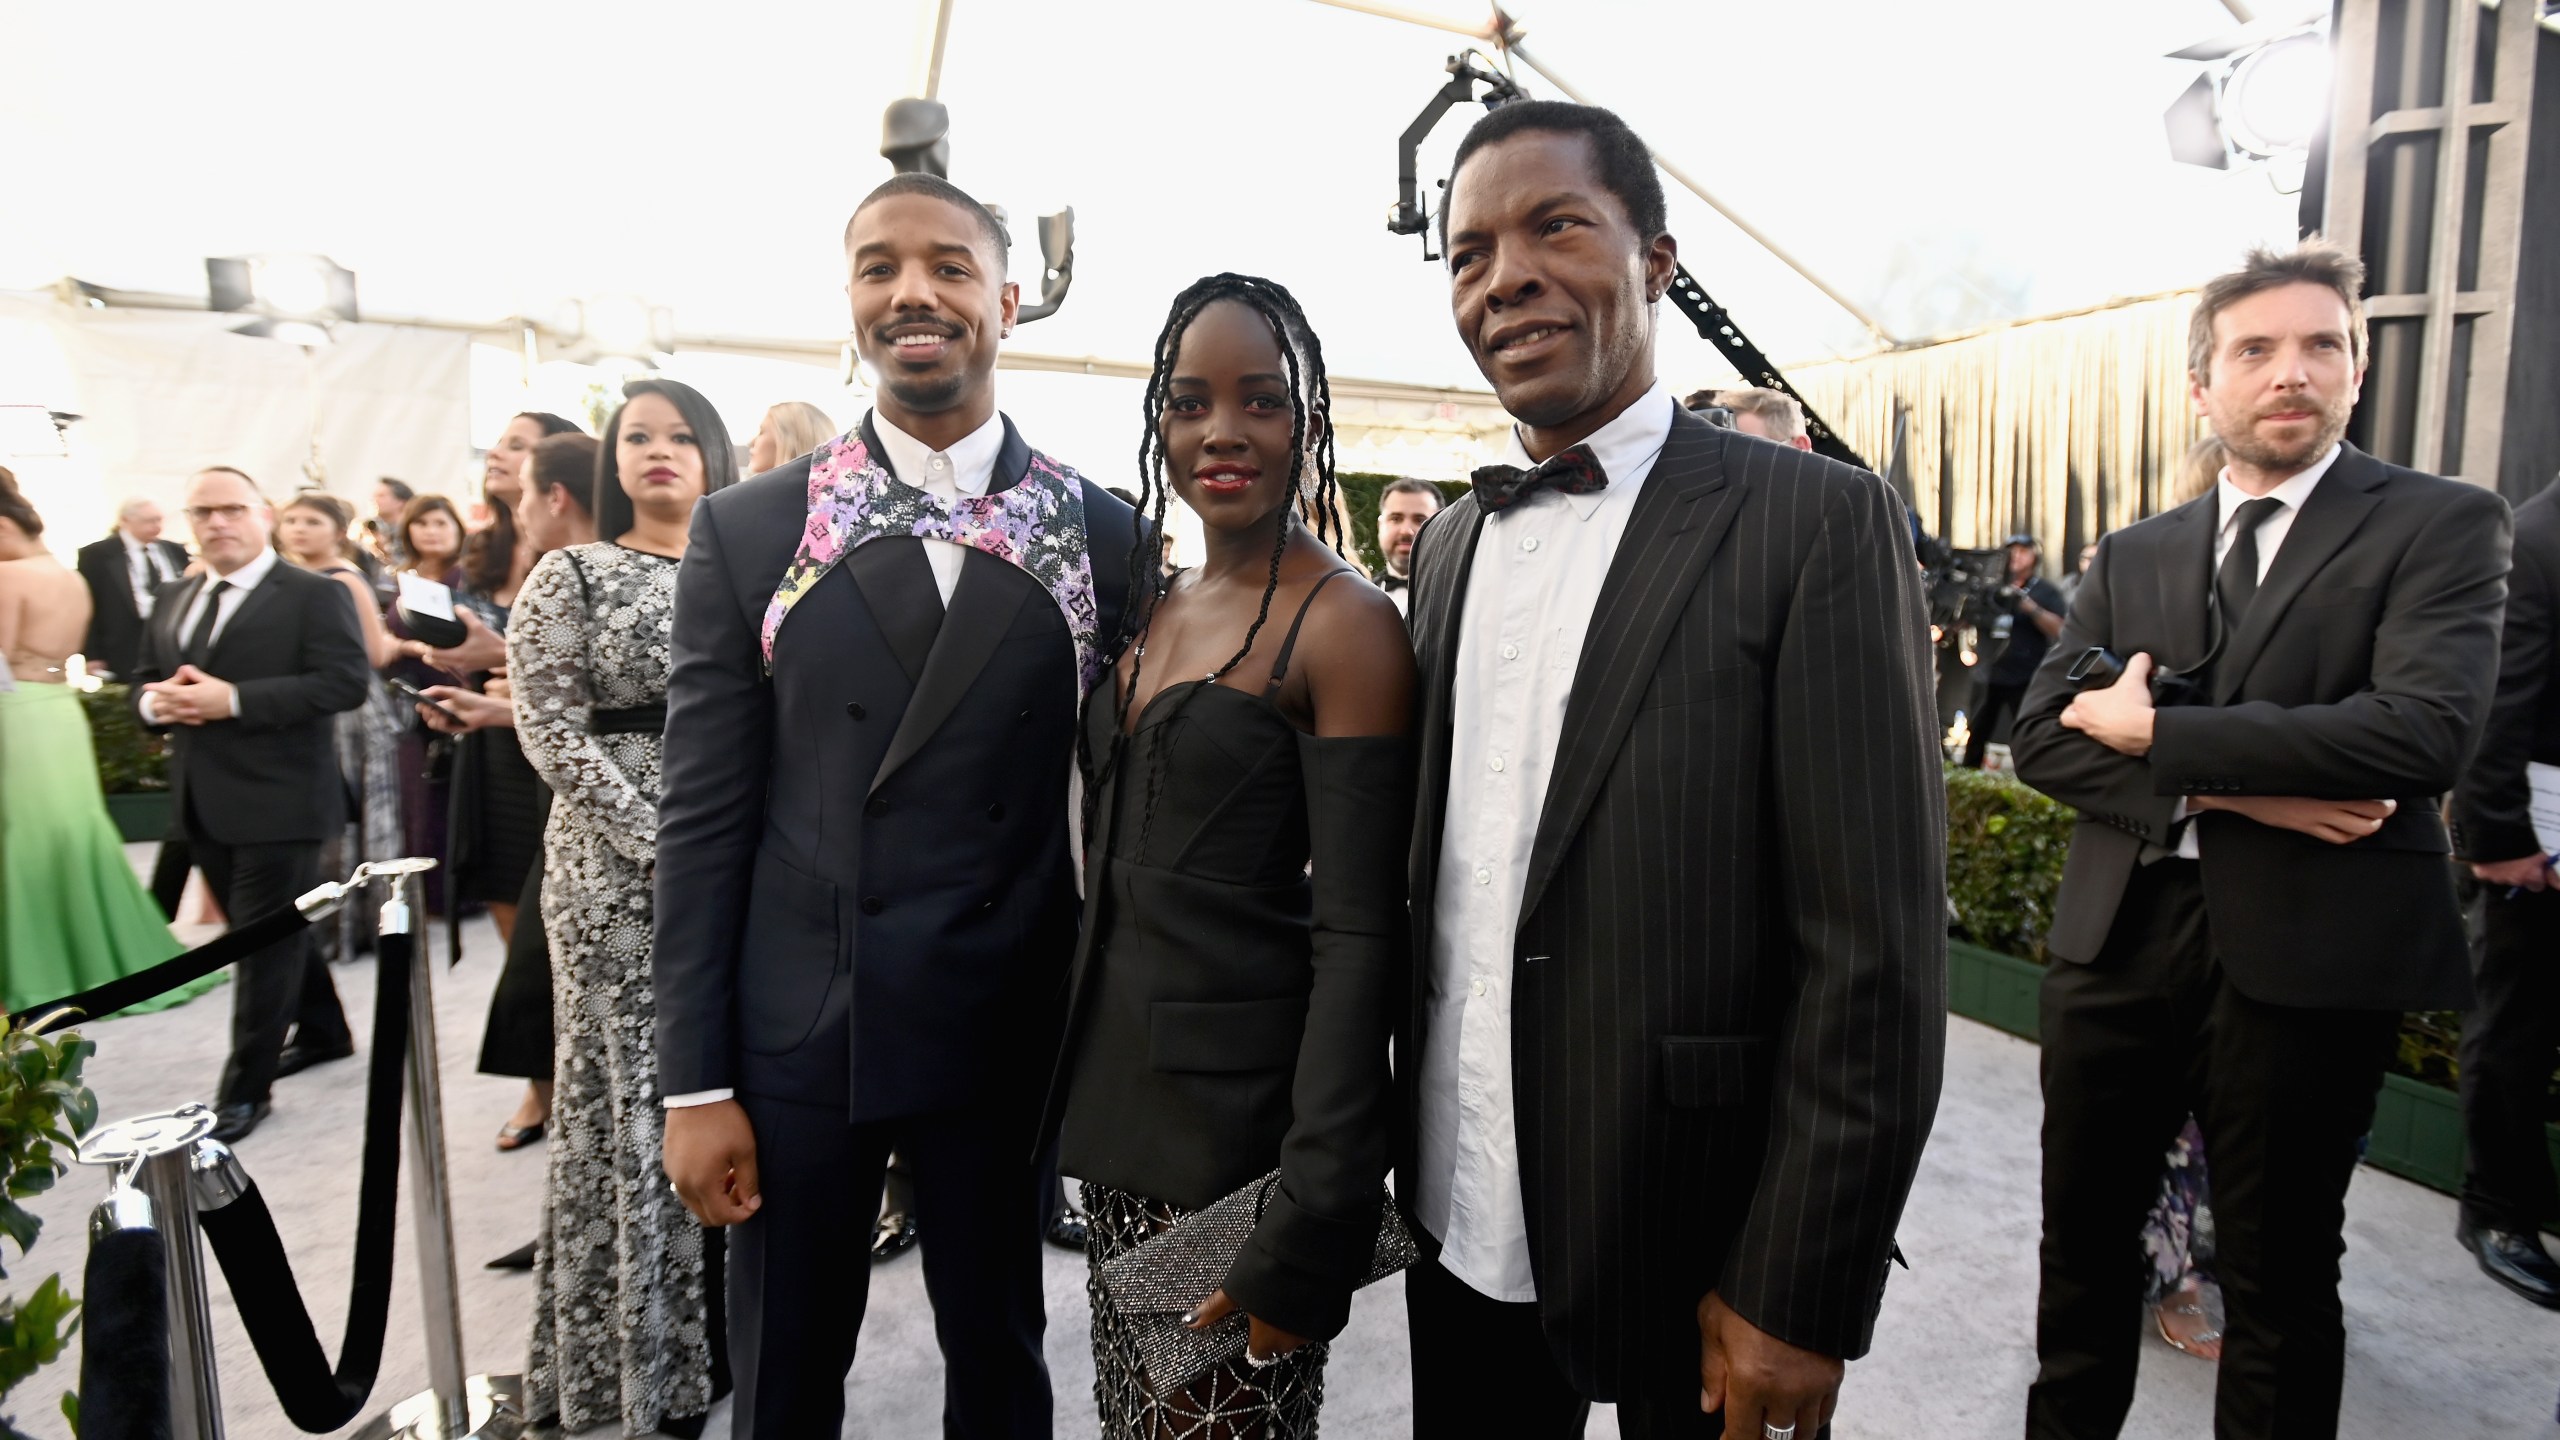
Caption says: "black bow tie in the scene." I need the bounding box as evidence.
[1470,444,1607,513]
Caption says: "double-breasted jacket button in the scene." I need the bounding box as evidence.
[860,895,885,916]
[986,803,1006,822]
[846,702,867,721]
[978,898,998,913]
[1017,708,1033,723]
[865,797,890,818]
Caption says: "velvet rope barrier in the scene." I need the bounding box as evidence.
[79,1218,172,1440]
[9,901,311,1034]
[189,918,413,1432]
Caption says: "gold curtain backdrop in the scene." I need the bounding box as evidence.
[1789,290,2208,559]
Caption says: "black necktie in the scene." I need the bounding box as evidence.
[2215,497,2286,628]
[183,580,230,668]
[1470,443,1608,513]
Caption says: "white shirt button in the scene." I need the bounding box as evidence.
[1501,643,1520,661]
[1472,978,1487,997]
[1488,756,1506,773]
[1521,536,1541,553]
[1473,866,1491,885]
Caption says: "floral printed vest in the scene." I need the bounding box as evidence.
[760,424,1102,695]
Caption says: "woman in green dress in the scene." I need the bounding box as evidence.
[0,467,216,1016]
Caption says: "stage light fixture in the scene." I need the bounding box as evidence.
[2163,19,2332,185]
[551,295,674,367]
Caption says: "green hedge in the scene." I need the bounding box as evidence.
[80,684,167,795]
[1939,767,2535,1106]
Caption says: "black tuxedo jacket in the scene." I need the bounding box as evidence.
[2012,444,2508,1010]
[130,563,371,846]
[76,534,188,677]
[2452,481,2560,863]
[652,416,1140,1122]
[1402,410,1946,1392]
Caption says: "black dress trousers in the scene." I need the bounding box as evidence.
[2460,887,2560,1232]
[191,807,349,1108]
[2028,859,2398,1440]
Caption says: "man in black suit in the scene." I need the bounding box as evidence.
[1400,100,1945,1439]
[2448,475,2560,1309]
[132,467,371,1144]
[654,174,1139,1437]
[2011,242,2510,1437]
[75,496,188,679]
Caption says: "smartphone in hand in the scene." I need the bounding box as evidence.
[388,676,464,726]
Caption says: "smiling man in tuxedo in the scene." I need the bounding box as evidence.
[653,173,1140,1437]
[1398,100,1945,1439]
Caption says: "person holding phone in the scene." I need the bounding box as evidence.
[382,493,485,915]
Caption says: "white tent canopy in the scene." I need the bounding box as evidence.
[1,0,2306,531]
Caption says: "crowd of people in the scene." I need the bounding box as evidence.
[0,94,2552,1440]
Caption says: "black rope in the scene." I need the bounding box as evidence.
[193,920,413,1432]
[79,1224,171,1440]
[10,902,310,1034]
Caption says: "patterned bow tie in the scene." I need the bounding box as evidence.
[1470,444,1607,513]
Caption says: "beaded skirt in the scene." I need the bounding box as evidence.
[1081,1181,1328,1439]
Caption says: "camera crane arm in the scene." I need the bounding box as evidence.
[1389,53,1525,256]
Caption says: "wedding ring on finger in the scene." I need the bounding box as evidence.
[1762,1424,1797,1440]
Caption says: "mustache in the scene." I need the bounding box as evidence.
[873,310,959,344]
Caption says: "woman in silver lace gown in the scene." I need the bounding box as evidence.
[513,379,734,1435]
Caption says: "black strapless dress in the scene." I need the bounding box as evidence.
[1054,572,1412,1440]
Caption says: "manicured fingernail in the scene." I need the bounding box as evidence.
[1180,1310,1197,1326]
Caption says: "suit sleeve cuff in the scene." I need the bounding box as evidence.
[662,1088,735,1108]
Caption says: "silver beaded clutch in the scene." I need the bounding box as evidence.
[1095,1170,1419,1394]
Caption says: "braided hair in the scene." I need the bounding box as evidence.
[1081,273,1343,850]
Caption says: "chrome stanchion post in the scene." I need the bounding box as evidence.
[358,861,527,1440]
[78,1104,225,1440]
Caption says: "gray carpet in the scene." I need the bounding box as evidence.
[16,862,2557,1436]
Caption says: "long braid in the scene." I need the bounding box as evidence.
[1080,273,1336,857]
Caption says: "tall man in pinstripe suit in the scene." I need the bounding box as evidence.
[1400,99,1947,1440]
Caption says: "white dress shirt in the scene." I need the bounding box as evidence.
[137,547,279,725]
[872,409,1005,604]
[124,532,177,617]
[663,408,1008,1112]
[2173,441,2340,858]
[1416,381,1675,1301]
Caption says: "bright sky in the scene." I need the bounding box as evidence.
[2,0,2307,394]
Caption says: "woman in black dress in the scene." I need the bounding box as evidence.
[1048,274,1415,1438]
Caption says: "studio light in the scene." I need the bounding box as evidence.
[2164,18,2333,186]
[551,295,674,367]
[206,253,358,343]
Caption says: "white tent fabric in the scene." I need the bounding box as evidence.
[0,293,469,549]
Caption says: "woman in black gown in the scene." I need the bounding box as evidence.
[1048,274,1415,1438]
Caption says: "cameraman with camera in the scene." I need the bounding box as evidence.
[1961,533,2065,768]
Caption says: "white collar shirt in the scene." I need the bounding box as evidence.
[123,531,177,615]
[872,409,1005,606]
[172,545,279,654]
[2173,441,2341,859]
[1416,381,1675,1301]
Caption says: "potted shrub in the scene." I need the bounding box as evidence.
[0,1019,97,1438]
[81,683,172,843]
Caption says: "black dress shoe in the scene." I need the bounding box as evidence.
[871,1212,919,1264]
[275,1039,355,1078]
[485,1241,538,1271]
[2459,1220,2560,1309]
[1045,1208,1089,1252]
[209,1100,270,1144]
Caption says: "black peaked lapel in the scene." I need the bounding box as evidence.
[870,547,1037,796]
[209,569,292,667]
[1518,417,1743,927]
[2211,447,2385,705]
[1406,497,1488,957]
[846,541,943,683]
[2153,501,2215,675]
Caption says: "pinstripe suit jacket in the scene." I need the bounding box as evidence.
[1401,410,1947,1395]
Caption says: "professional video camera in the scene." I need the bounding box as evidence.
[1912,534,2020,694]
